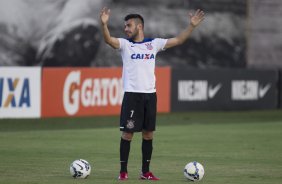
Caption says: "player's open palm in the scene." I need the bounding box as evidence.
[100,7,110,25]
[189,9,205,27]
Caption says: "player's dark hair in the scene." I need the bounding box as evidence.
[124,14,144,28]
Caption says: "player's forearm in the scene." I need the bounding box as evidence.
[175,24,195,45]
[101,23,112,44]
[101,23,119,49]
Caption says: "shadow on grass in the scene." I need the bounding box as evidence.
[0,116,119,132]
[0,110,282,132]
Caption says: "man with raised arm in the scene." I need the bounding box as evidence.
[100,7,204,180]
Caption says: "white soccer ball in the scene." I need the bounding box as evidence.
[70,159,91,179]
[184,161,204,181]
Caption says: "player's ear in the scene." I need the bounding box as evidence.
[137,23,143,30]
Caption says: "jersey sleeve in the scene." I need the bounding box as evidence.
[154,38,168,52]
[118,38,127,50]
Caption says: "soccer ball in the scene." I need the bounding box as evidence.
[184,161,204,181]
[70,159,91,179]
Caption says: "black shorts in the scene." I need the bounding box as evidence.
[120,92,157,132]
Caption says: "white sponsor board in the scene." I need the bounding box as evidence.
[0,67,41,118]
[232,80,271,100]
[178,80,222,101]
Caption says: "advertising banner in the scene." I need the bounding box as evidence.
[171,69,278,111]
[42,67,170,117]
[0,67,41,118]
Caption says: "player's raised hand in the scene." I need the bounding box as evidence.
[189,9,205,27]
[100,7,111,25]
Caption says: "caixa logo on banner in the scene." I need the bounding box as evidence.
[0,78,30,108]
[232,80,271,100]
[178,80,222,101]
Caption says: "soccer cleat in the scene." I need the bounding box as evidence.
[140,172,160,180]
[118,172,128,180]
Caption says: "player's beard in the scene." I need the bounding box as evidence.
[126,27,139,40]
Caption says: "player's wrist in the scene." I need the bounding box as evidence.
[189,23,197,28]
[101,21,108,26]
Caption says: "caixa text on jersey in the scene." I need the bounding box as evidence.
[131,53,155,60]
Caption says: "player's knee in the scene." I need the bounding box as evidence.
[142,131,153,140]
[122,132,133,141]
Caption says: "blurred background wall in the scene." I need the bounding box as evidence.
[0,0,281,69]
[248,0,282,69]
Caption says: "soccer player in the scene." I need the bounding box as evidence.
[100,7,204,180]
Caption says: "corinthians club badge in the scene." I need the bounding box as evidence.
[126,119,135,129]
[145,43,153,50]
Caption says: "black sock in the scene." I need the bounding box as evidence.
[120,138,131,173]
[142,139,153,173]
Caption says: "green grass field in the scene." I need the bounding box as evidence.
[1,110,282,184]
